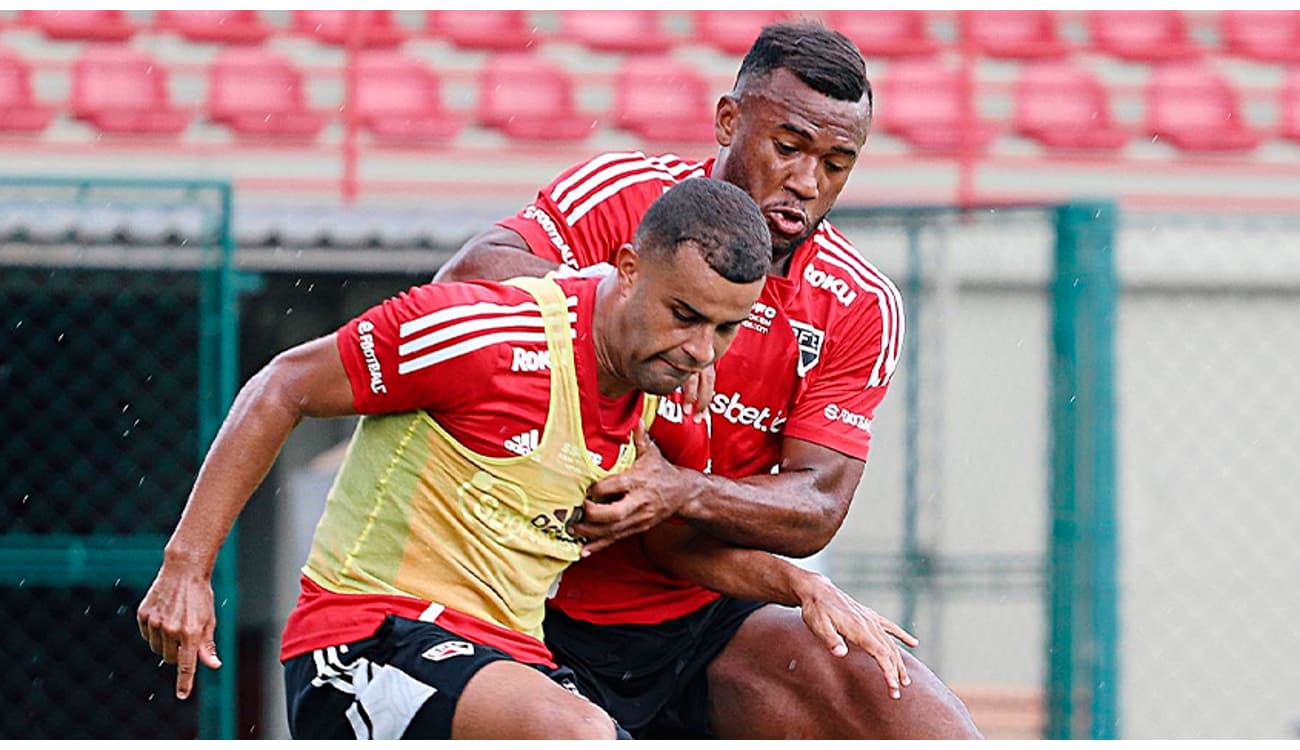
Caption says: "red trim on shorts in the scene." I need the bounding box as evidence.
[280,576,556,668]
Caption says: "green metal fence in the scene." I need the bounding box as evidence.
[0,177,240,738]
[824,202,1119,739]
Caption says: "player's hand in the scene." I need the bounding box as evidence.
[679,364,715,424]
[794,572,918,700]
[136,562,223,700]
[572,422,690,556]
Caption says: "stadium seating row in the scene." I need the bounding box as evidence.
[2,43,1298,154]
[4,10,1300,65]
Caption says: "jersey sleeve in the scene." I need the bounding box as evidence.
[782,301,904,462]
[497,152,682,270]
[647,391,710,473]
[335,280,529,415]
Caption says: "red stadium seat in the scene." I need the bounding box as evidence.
[822,11,938,59]
[877,58,997,153]
[961,11,1068,60]
[1279,67,1300,144]
[292,10,407,48]
[354,51,462,142]
[1013,61,1128,151]
[0,49,53,133]
[155,10,271,45]
[1145,63,1263,152]
[71,46,190,136]
[561,11,672,55]
[20,10,136,42]
[477,55,595,142]
[1088,11,1201,63]
[426,10,537,51]
[692,11,788,55]
[613,56,716,145]
[207,49,326,139]
[1219,11,1300,64]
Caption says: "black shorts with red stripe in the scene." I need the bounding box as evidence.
[543,596,766,738]
[282,614,630,739]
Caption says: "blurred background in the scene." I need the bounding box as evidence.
[1,9,1298,740]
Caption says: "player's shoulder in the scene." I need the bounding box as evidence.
[799,221,904,323]
[545,151,709,223]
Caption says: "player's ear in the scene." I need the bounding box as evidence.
[715,94,738,147]
[613,243,639,293]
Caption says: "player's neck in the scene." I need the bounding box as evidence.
[591,276,634,398]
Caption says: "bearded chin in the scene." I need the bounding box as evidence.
[774,215,824,259]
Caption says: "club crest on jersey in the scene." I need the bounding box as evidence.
[421,640,474,662]
[789,320,825,377]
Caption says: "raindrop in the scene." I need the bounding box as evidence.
[17,578,25,587]
[22,494,28,504]
[122,404,131,413]
[787,659,798,672]
[148,693,155,702]
[221,598,229,608]
[122,430,131,438]
[620,671,632,681]
[138,475,147,487]
[294,278,301,288]
[115,579,122,588]
[307,283,315,292]
[83,605,92,616]
[146,375,154,383]
[285,307,294,316]
[133,419,141,427]
[57,333,65,342]
[1150,135,1160,143]
[1069,395,1077,404]
[14,320,21,330]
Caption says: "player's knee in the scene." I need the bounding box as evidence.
[542,699,618,739]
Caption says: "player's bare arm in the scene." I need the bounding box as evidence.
[640,521,917,700]
[136,335,354,700]
[577,436,862,558]
[434,225,556,283]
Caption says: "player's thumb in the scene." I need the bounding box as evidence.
[632,420,654,454]
[200,637,223,670]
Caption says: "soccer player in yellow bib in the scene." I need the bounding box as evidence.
[137,178,914,738]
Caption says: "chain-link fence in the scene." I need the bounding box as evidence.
[824,206,1300,739]
[0,178,239,739]
[1115,213,1300,739]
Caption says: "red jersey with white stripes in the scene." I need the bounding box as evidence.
[281,275,704,664]
[499,151,905,626]
[339,275,643,470]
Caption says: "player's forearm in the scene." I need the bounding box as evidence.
[433,230,558,283]
[162,362,305,575]
[676,470,845,558]
[644,529,819,607]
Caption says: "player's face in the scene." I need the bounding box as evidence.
[714,67,871,260]
[617,244,763,396]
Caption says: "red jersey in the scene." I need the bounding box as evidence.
[281,275,704,664]
[500,151,904,625]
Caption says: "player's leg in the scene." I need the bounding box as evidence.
[452,660,619,739]
[706,604,982,739]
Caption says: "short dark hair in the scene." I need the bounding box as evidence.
[634,178,771,284]
[735,20,871,109]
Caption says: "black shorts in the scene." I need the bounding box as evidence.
[543,596,766,738]
[283,614,624,739]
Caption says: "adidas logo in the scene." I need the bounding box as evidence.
[504,429,539,456]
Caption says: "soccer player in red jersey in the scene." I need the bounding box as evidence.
[137,180,909,738]
[435,21,982,739]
